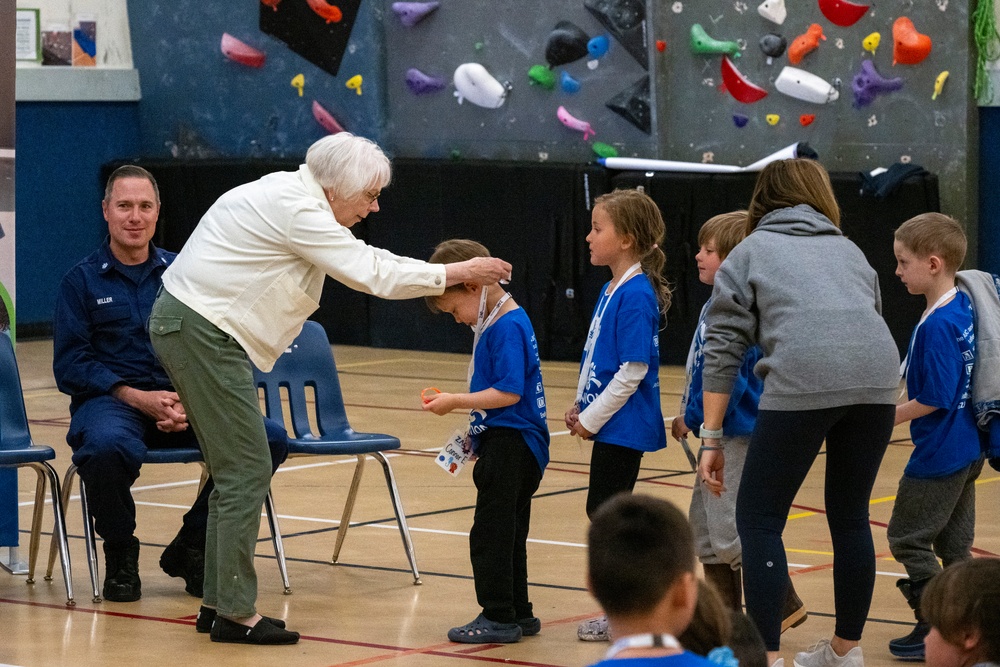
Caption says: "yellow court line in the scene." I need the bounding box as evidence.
[786,475,1000,523]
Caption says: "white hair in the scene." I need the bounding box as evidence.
[305,132,392,200]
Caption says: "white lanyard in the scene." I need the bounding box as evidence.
[899,287,958,381]
[468,288,511,387]
[605,633,681,660]
[575,263,642,403]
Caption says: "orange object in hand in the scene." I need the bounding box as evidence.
[421,387,441,404]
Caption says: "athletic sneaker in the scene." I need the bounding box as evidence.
[793,640,864,667]
[577,615,610,642]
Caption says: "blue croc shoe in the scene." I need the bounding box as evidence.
[517,616,541,636]
[448,613,522,644]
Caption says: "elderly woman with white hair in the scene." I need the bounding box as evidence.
[149,133,512,645]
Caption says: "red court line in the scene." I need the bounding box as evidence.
[454,644,504,654]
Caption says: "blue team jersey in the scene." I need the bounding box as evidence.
[590,650,718,667]
[906,292,983,478]
[683,299,763,437]
[579,274,666,452]
[469,307,550,472]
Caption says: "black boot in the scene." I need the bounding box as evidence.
[889,578,932,660]
[782,576,808,633]
[703,563,742,611]
[160,535,205,598]
[103,536,141,602]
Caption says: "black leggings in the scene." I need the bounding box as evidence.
[736,404,894,650]
[586,441,645,519]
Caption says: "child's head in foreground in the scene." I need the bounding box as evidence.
[425,239,493,326]
[588,493,697,633]
[922,558,1000,667]
[893,214,967,295]
[696,211,749,286]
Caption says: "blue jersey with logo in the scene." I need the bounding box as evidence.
[469,307,550,472]
[906,292,983,478]
[683,299,763,437]
[579,274,666,452]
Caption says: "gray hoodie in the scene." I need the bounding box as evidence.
[702,204,900,411]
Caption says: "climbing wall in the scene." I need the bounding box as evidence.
[381,0,662,161]
[381,0,976,239]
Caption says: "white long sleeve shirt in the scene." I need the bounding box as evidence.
[162,164,446,371]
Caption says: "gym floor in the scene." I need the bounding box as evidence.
[4,339,999,667]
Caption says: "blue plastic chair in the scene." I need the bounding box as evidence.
[0,333,75,605]
[253,321,421,584]
[48,432,291,601]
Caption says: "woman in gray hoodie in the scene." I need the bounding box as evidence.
[696,159,900,667]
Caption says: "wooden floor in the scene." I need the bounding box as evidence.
[4,339,999,667]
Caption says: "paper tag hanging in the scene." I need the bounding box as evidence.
[435,428,473,476]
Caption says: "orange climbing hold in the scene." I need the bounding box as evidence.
[788,24,825,65]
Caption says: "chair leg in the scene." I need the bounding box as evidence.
[36,462,75,605]
[26,465,47,584]
[263,490,291,594]
[77,478,102,602]
[372,452,421,585]
[331,455,365,564]
[46,464,77,581]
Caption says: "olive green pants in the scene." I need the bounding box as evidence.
[149,289,272,618]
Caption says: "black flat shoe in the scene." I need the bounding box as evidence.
[209,616,299,645]
[195,606,287,633]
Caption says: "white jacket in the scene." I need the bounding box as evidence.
[162,164,446,371]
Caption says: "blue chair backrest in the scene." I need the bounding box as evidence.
[0,333,32,451]
[252,321,352,440]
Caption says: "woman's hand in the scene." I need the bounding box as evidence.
[445,257,512,286]
[571,422,594,439]
[698,442,726,497]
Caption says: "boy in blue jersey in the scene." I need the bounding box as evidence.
[672,212,805,631]
[423,239,550,644]
[888,213,986,660]
[586,493,717,667]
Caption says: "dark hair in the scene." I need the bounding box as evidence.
[104,165,160,203]
[424,238,491,313]
[894,212,967,273]
[923,559,1000,663]
[679,579,732,655]
[728,611,768,667]
[588,493,695,617]
[746,159,839,234]
[593,189,672,316]
[698,211,750,261]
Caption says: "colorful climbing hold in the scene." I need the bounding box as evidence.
[690,23,741,58]
[758,0,787,25]
[721,56,768,103]
[766,114,780,125]
[800,113,816,126]
[220,33,266,68]
[345,74,363,95]
[557,105,596,140]
[306,0,342,23]
[291,73,305,96]
[656,40,667,52]
[312,100,345,134]
[788,24,825,65]
[453,63,509,108]
[391,1,439,27]
[733,114,749,128]
[863,32,880,56]
[592,141,619,158]
[528,64,556,90]
[560,71,582,93]
[817,0,870,28]
[405,68,446,95]
[852,59,904,107]
[546,21,591,67]
[892,17,932,66]
[587,35,611,58]
[932,70,949,100]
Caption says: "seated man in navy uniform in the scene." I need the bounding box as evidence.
[53,165,288,602]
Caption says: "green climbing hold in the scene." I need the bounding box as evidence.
[690,23,741,58]
[591,142,618,159]
[528,64,556,90]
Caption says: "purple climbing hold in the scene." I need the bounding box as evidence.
[851,59,903,108]
[392,1,440,27]
[405,68,446,94]
[733,114,749,128]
